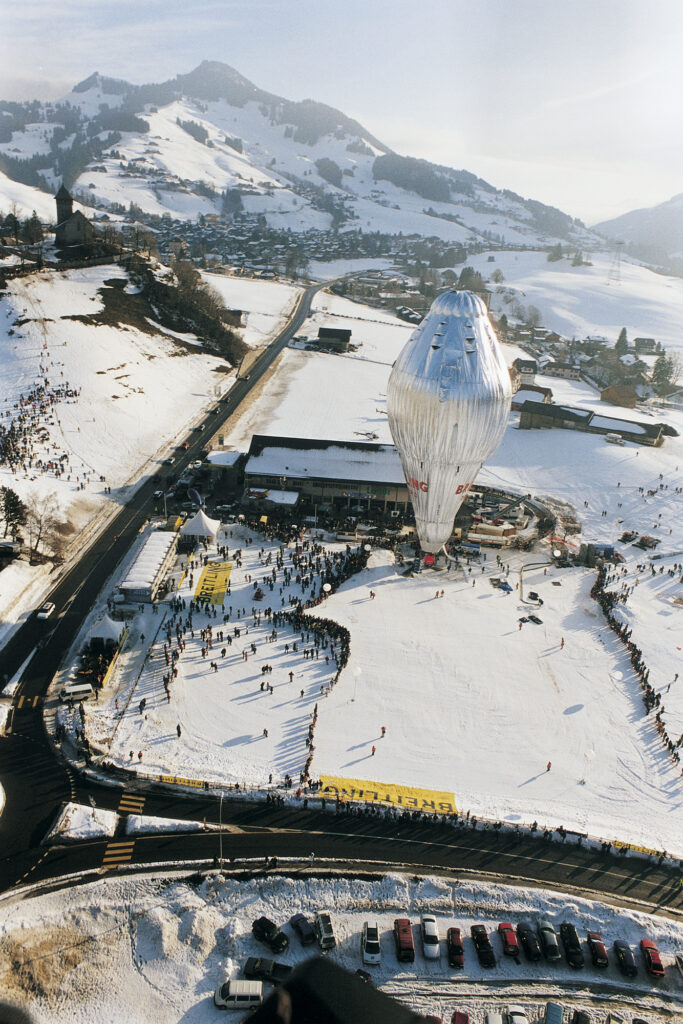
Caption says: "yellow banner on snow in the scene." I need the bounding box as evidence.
[320,776,457,815]
[194,560,232,604]
[158,774,206,789]
[614,839,662,858]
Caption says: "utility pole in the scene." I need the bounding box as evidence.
[219,791,224,870]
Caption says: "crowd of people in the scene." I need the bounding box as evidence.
[134,524,366,785]
[592,562,682,773]
[0,377,82,476]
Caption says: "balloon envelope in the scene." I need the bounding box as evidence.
[387,290,511,553]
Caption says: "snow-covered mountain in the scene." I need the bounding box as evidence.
[593,193,683,262]
[0,61,596,248]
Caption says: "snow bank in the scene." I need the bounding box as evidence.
[45,802,118,842]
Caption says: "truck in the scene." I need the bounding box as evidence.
[243,957,292,985]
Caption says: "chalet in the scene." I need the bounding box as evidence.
[541,362,581,380]
[512,357,538,384]
[601,385,638,408]
[634,337,657,354]
[54,184,95,248]
[511,384,552,411]
[316,326,352,352]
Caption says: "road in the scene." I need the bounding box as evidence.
[0,275,682,921]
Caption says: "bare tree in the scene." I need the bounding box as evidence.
[25,491,62,563]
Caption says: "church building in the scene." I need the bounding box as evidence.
[54,184,95,248]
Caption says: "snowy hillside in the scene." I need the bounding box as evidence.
[0,265,232,640]
[0,62,596,247]
[465,250,683,356]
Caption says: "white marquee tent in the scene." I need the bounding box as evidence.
[180,509,221,541]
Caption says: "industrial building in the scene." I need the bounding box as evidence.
[243,434,411,514]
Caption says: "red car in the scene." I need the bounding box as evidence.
[451,1014,469,1024]
[587,930,608,968]
[446,927,465,969]
[640,938,665,978]
[498,922,520,957]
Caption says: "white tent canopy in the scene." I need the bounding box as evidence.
[181,509,221,540]
[88,615,123,643]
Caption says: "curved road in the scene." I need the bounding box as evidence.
[0,277,682,922]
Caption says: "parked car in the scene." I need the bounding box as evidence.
[537,917,561,962]
[153,489,163,499]
[355,968,371,984]
[314,912,336,951]
[361,921,381,965]
[243,958,291,985]
[507,1007,529,1024]
[164,455,175,464]
[605,1015,625,1024]
[251,916,288,954]
[640,938,665,978]
[470,925,495,968]
[446,927,465,968]
[290,913,316,946]
[571,1012,589,1024]
[421,914,440,959]
[36,601,55,619]
[450,1014,469,1024]
[214,979,263,1011]
[559,922,584,969]
[497,922,519,957]
[393,918,415,963]
[613,939,637,978]
[516,921,542,962]
[544,1003,564,1024]
[586,930,608,968]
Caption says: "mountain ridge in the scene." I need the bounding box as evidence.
[0,60,592,250]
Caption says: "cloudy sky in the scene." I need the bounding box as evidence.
[1,0,680,224]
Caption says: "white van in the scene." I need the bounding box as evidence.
[214,979,263,1010]
[59,682,94,703]
[484,1014,505,1024]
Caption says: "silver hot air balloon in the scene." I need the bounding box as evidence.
[387,290,511,553]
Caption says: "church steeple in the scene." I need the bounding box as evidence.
[55,183,73,224]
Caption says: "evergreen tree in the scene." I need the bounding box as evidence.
[615,328,628,355]
[0,486,27,538]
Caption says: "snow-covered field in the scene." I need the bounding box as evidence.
[0,266,232,643]
[46,288,683,853]
[0,872,680,1024]
[468,250,683,356]
[200,272,302,348]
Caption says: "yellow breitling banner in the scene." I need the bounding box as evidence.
[194,561,232,604]
[320,776,457,815]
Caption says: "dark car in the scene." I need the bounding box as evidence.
[640,938,665,978]
[571,1013,589,1024]
[470,925,495,968]
[290,913,316,946]
[586,930,608,968]
[252,916,289,954]
[560,922,584,969]
[537,917,562,962]
[497,922,519,957]
[446,927,465,969]
[613,939,637,978]
[516,920,542,962]
[244,957,292,984]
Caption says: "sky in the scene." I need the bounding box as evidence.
[0,0,681,225]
